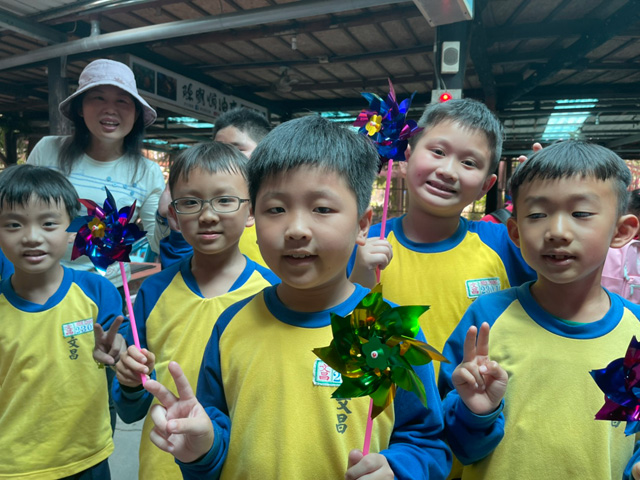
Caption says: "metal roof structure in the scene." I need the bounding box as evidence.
[0,0,639,158]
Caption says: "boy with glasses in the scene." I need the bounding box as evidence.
[112,142,279,480]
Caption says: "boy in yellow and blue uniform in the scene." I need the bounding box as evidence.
[157,107,271,269]
[112,142,278,480]
[440,140,640,479]
[0,164,125,479]
[143,116,452,479]
[0,247,12,280]
[350,99,535,379]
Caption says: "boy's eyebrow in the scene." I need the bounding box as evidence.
[259,188,343,201]
[523,192,601,204]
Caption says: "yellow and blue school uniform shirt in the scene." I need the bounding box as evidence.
[0,267,122,479]
[440,282,640,480]
[356,216,535,378]
[112,255,278,480]
[178,284,452,480]
[0,248,12,281]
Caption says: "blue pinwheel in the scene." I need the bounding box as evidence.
[68,187,146,273]
[590,336,640,435]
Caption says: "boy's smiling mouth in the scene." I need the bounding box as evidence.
[426,180,457,196]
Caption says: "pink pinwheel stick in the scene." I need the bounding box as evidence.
[119,261,146,386]
[375,158,394,283]
[362,398,374,455]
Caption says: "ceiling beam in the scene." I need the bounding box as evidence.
[160,4,421,49]
[0,7,67,44]
[607,133,640,148]
[202,44,433,72]
[0,0,407,71]
[500,1,640,107]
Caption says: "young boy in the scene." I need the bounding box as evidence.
[143,116,452,479]
[156,107,270,269]
[0,164,125,479]
[112,142,279,480]
[440,140,640,479]
[350,98,536,378]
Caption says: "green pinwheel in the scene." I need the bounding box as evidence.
[313,285,448,419]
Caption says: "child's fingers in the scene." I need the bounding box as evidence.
[145,379,179,409]
[105,316,124,345]
[93,322,106,340]
[148,427,173,454]
[127,345,149,364]
[632,461,640,480]
[165,416,212,437]
[461,325,478,363]
[475,322,491,358]
[347,449,364,470]
[484,360,508,384]
[168,361,196,401]
[455,364,485,391]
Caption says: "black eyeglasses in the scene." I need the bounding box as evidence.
[171,196,250,214]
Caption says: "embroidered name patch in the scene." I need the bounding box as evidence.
[313,360,342,387]
[466,277,501,299]
[61,319,94,338]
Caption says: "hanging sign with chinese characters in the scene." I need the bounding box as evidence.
[127,55,268,122]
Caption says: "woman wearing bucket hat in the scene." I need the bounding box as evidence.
[28,59,165,285]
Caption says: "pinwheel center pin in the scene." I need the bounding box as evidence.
[362,336,390,370]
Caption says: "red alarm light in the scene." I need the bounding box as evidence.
[439,92,453,102]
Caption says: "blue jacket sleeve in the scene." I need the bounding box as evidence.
[383,328,452,479]
[177,299,252,479]
[438,293,510,464]
[442,390,504,465]
[159,230,193,269]
[624,441,640,480]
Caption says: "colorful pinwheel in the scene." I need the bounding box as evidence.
[591,336,640,435]
[68,187,147,384]
[314,285,447,453]
[353,80,423,281]
[353,79,422,163]
[69,188,146,273]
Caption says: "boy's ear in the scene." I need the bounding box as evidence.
[610,214,639,248]
[167,204,181,232]
[404,144,412,162]
[245,206,255,228]
[506,216,521,247]
[356,207,373,246]
[475,173,498,201]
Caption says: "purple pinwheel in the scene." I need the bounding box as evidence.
[353,79,422,163]
[590,336,640,435]
[353,79,423,281]
[68,187,146,273]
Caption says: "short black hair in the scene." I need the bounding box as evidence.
[628,189,640,217]
[509,140,632,217]
[0,164,79,219]
[248,115,379,217]
[168,141,249,195]
[409,98,504,174]
[213,108,271,144]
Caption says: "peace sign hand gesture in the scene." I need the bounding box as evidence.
[452,322,508,415]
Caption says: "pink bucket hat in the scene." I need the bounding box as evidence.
[59,59,157,127]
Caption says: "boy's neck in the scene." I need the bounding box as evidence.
[402,208,461,243]
[530,276,610,323]
[190,247,247,299]
[10,265,65,305]
[276,278,356,313]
